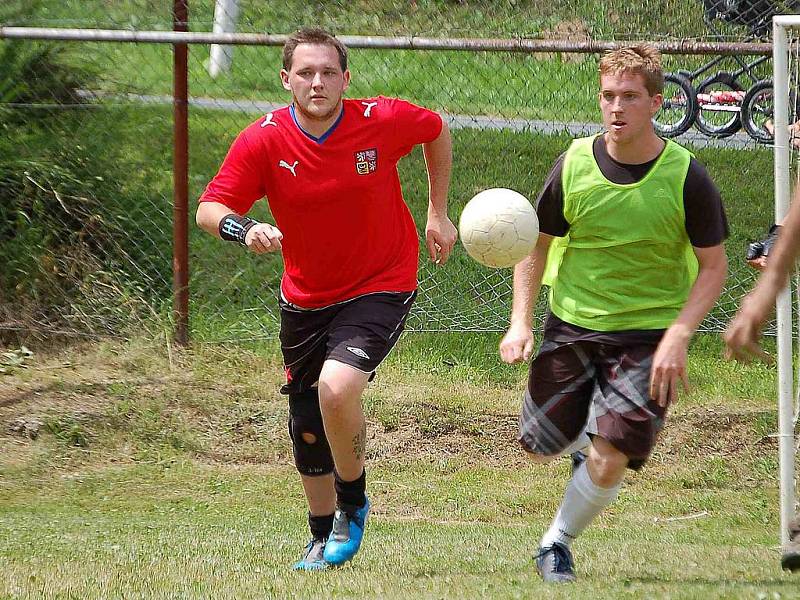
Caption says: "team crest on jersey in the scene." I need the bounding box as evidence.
[354,148,378,175]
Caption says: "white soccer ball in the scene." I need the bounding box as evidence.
[458,188,539,268]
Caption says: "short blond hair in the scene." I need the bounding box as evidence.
[599,44,664,96]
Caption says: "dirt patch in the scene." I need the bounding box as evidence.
[538,19,591,63]
[0,341,779,478]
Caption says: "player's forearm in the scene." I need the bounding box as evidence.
[510,235,551,328]
[196,201,240,238]
[423,119,452,217]
[670,247,728,339]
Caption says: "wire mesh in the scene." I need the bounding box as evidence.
[1,0,796,341]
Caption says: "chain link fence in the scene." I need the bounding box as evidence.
[1,0,797,341]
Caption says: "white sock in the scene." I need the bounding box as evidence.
[540,462,620,549]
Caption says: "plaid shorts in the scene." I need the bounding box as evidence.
[518,338,666,470]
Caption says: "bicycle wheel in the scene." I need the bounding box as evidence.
[694,72,743,138]
[652,73,697,138]
[741,80,774,144]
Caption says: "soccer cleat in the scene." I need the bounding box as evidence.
[570,450,587,475]
[322,497,371,566]
[535,542,577,583]
[292,537,329,571]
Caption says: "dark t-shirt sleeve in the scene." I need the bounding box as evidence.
[683,158,729,247]
[535,153,569,237]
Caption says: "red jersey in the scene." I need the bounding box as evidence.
[200,96,443,308]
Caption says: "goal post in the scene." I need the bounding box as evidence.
[773,14,799,547]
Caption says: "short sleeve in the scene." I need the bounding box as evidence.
[199,129,265,215]
[386,97,443,151]
[683,158,729,247]
[535,153,570,237]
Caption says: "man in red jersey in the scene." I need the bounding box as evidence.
[196,27,456,570]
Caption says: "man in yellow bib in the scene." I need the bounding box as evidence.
[500,44,728,583]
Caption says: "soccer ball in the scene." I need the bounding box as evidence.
[458,188,539,268]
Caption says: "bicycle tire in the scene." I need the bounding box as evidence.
[652,73,697,138]
[694,72,743,138]
[741,80,774,144]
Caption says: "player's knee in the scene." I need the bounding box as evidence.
[587,445,628,486]
[318,388,347,414]
[318,363,369,413]
[288,390,334,477]
[318,382,359,414]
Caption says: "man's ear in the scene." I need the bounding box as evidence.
[650,93,663,117]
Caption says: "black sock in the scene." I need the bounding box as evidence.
[334,468,367,510]
[309,512,334,541]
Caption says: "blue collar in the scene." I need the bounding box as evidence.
[290,104,345,144]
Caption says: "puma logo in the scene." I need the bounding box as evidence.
[278,160,299,177]
[361,101,378,117]
[260,113,277,128]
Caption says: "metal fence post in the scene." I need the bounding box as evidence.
[173,0,190,345]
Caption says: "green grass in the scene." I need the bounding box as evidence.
[3,0,749,127]
[9,0,712,39]
[0,334,792,599]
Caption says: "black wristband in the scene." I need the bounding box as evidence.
[219,213,259,246]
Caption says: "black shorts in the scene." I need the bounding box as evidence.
[279,291,417,395]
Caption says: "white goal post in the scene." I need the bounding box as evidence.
[773,15,799,547]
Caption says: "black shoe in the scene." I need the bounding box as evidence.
[570,450,587,475]
[535,542,577,583]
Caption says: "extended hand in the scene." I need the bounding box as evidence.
[723,299,771,363]
[245,223,283,254]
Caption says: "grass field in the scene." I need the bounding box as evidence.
[0,333,794,599]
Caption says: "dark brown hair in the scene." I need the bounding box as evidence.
[283,27,348,72]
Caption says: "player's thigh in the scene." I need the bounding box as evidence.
[279,298,336,394]
[592,344,664,470]
[519,340,597,456]
[325,291,417,376]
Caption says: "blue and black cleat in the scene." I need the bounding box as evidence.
[292,537,329,571]
[322,497,371,566]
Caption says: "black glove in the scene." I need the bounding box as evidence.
[746,224,782,261]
